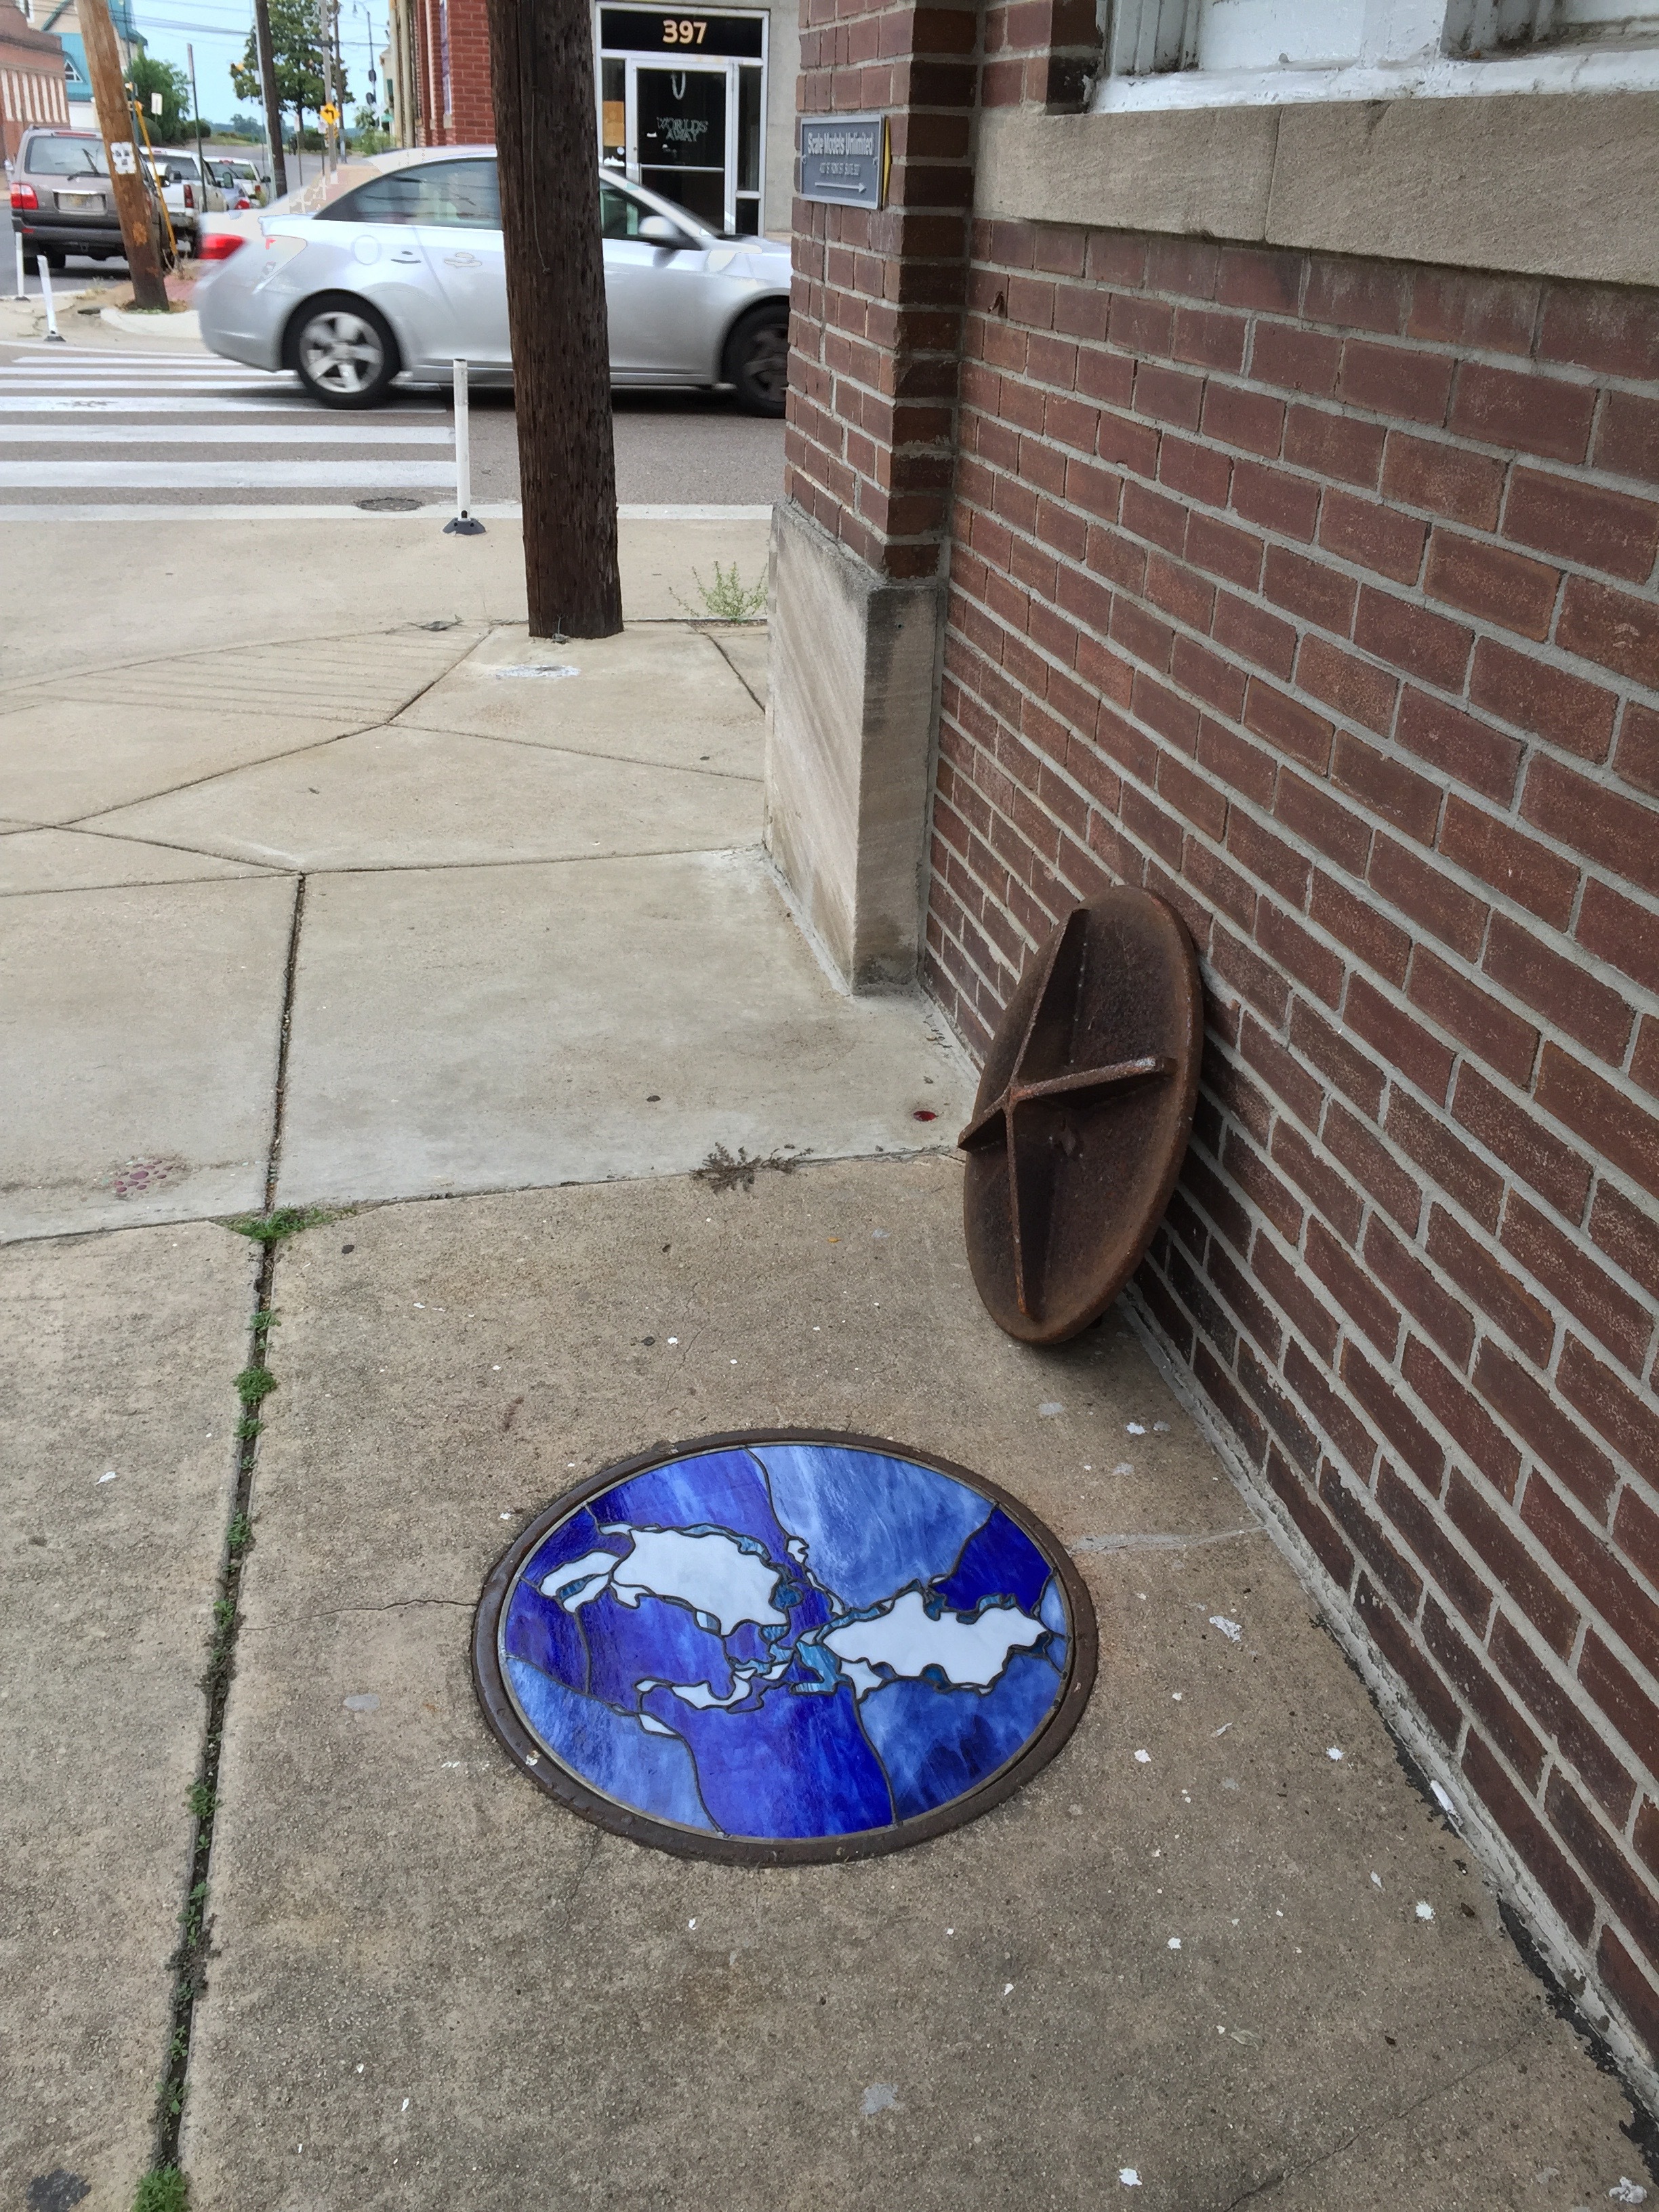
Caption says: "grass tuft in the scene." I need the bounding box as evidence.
[222,1206,335,1244]
[133,2167,188,2212]
[674,561,767,621]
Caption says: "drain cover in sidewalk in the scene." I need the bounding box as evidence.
[472,1431,1095,1863]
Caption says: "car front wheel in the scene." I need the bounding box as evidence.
[288,294,400,409]
[724,304,788,417]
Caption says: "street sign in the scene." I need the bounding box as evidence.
[320,102,339,125]
[798,113,886,210]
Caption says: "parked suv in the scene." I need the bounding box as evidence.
[8,127,123,270]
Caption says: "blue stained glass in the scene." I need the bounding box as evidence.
[497,1440,1076,1843]
[640,1675,893,1839]
[587,1447,797,1559]
[755,1443,993,1611]
[504,1657,716,1832]
[859,1645,1066,1820]
[934,1507,1054,1618]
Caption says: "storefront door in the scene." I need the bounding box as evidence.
[630,56,727,232]
[598,7,766,238]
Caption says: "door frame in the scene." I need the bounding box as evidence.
[596,5,769,239]
[625,52,733,233]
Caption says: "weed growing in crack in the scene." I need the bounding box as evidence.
[673,560,767,621]
[131,2167,188,2212]
[223,1205,338,1244]
[693,1143,808,1194]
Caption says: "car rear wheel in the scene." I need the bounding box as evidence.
[288,294,400,409]
[45,251,66,271]
[724,304,788,417]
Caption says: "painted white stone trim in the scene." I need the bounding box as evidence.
[1092,41,1659,106]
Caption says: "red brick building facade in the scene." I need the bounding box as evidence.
[0,0,70,166]
[768,0,1659,2100]
[398,0,495,144]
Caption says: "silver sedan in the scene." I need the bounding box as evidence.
[197,146,791,415]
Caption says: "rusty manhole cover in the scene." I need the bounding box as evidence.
[472,1431,1095,1863]
[960,892,1202,1345]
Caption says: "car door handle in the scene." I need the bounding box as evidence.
[443,253,480,268]
[390,248,422,263]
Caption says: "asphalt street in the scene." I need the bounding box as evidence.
[1,256,786,512]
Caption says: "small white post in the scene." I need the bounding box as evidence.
[13,228,25,303]
[37,253,64,344]
[443,355,485,535]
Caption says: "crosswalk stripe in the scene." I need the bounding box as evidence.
[0,423,453,445]
[0,348,278,366]
[0,459,457,487]
[0,364,287,378]
[0,501,464,519]
[0,375,295,388]
[0,501,772,522]
[0,397,439,413]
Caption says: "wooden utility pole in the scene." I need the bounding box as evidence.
[253,0,288,198]
[484,0,622,638]
[79,0,167,312]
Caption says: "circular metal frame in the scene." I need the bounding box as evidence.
[471,1427,1098,1866]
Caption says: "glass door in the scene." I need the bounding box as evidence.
[598,9,769,237]
[627,55,729,232]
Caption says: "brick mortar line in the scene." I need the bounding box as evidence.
[929,748,1659,1368]
[940,560,1659,1010]
[937,593,1659,1135]
[1131,1223,1659,1826]
[1121,1237,1659,1929]
[963,242,1659,398]
[949,407,1659,743]
[1111,1265,1659,2110]
[926,775,1658,1452]
[942,487,1659,945]
[944,497,1657,834]
[929,787,1658,1423]
[1145,1126,1659,1665]
[952,395,1659,686]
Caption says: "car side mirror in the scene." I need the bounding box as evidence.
[638,213,691,249]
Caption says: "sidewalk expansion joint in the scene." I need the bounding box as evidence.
[143,875,313,2192]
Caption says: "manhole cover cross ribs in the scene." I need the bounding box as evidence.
[960,894,1203,1345]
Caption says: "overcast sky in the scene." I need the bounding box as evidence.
[128,0,388,122]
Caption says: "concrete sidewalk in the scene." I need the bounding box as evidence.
[1,514,1650,2211]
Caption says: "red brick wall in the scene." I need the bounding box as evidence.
[785,0,980,579]
[922,218,1659,2058]
[413,0,494,144]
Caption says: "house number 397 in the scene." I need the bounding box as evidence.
[661,16,708,39]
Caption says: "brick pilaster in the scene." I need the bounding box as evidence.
[785,0,981,581]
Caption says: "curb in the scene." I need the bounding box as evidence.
[99,306,203,342]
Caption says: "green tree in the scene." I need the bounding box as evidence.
[127,54,194,144]
[229,0,347,148]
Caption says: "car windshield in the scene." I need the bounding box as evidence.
[152,153,201,181]
[317,159,500,227]
[26,138,109,177]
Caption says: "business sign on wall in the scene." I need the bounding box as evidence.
[798,112,888,209]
